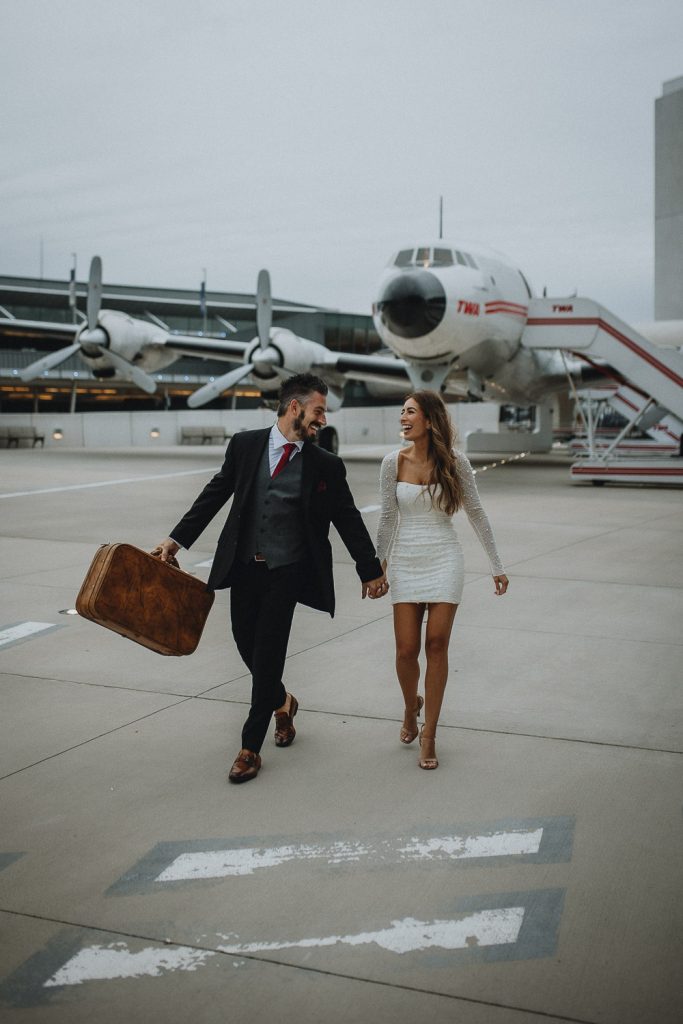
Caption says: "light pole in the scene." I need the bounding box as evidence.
[200,268,208,334]
[69,253,77,323]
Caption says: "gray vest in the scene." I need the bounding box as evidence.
[239,445,306,567]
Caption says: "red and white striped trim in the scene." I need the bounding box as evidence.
[571,465,683,476]
[485,301,528,318]
[611,392,680,442]
[571,444,678,452]
[527,317,683,388]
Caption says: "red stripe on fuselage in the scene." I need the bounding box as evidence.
[485,304,528,317]
[485,298,527,306]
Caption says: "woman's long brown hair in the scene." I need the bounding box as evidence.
[407,390,463,515]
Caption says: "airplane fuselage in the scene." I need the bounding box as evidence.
[373,242,571,403]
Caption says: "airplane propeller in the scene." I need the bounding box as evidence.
[17,341,84,380]
[20,256,156,394]
[188,268,289,408]
[86,255,103,330]
[256,268,271,350]
[103,348,157,394]
[187,361,255,408]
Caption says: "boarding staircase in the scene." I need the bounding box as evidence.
[521,297,683,484]
[569,384,681,454]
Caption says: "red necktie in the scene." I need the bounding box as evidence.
[272,442,296,479]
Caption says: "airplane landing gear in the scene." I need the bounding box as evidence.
[318,426,339,454]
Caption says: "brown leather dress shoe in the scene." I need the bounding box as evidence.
[228,749,262,783]
[274,693,299,747]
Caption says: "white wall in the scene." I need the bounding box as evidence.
[0,402,552,452]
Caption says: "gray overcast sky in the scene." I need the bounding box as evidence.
[1,0,681,321]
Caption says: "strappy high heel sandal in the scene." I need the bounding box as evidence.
[419,725,438,770]
[400,694,424,744]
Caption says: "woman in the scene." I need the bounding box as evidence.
[376,390,508,770]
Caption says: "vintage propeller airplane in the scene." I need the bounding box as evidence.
[0,256,408,419]
[370,241,682,428]
[3,246,678,438]
[371,241,627,402]
[182,241,620,411]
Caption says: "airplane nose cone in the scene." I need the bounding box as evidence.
[376,270,447,339]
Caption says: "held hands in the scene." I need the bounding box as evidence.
[493,574,509,596]
[151,537,181,567]
[362,573,389,600]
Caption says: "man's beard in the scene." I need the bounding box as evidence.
[293,411,308,441]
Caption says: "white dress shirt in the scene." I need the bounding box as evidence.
[269,422,303,475]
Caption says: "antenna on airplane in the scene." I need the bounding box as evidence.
[543,286,547,297]
[438,196,443,240]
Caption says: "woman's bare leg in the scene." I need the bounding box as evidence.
[393,602,426,740]
[421,602,458,763]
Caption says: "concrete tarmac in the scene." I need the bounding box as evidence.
[0,444,681,1024]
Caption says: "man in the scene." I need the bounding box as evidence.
[154,374,388,784]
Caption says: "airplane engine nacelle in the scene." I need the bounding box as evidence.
[246,328,331,391]
[77,310,173,370]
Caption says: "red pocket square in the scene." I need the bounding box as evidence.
[316,480,327,493]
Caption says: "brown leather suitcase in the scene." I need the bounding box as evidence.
[76,543,214,656]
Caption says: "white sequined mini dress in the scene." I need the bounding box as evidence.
[376,449,504,605]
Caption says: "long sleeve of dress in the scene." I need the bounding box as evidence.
[457,452,505,574]
[376,451,399,563]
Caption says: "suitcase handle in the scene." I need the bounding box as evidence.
[148,544,204,577]
[149,547,181,570]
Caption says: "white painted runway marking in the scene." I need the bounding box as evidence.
[43,943,215,988]
[0,467,216,500]
[359,503,381,513]
[194,558,214,568]
[220,908,525,955]
[0,621,57,649]
[40,908,524,988]
[155,828,544,881]
[1,889,564,1003]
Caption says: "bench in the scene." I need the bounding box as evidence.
[180,426,229,445]
[0,425,45,448]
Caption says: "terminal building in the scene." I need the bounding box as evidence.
[0,274,383,413]
[655,75,683,320]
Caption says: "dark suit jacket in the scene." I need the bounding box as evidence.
[170,427,382,616]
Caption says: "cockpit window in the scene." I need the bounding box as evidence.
[463,253,478,269]
[394,249,414,267]
[393,247,459,268]
[432,248,454,266]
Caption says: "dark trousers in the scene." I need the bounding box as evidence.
[229,559,303,753]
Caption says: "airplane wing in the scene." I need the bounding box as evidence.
[315,349,468,398]
[0,313,250,363]
[159,334,249,362]
[317,350,411,387]
[0,316,79,343]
